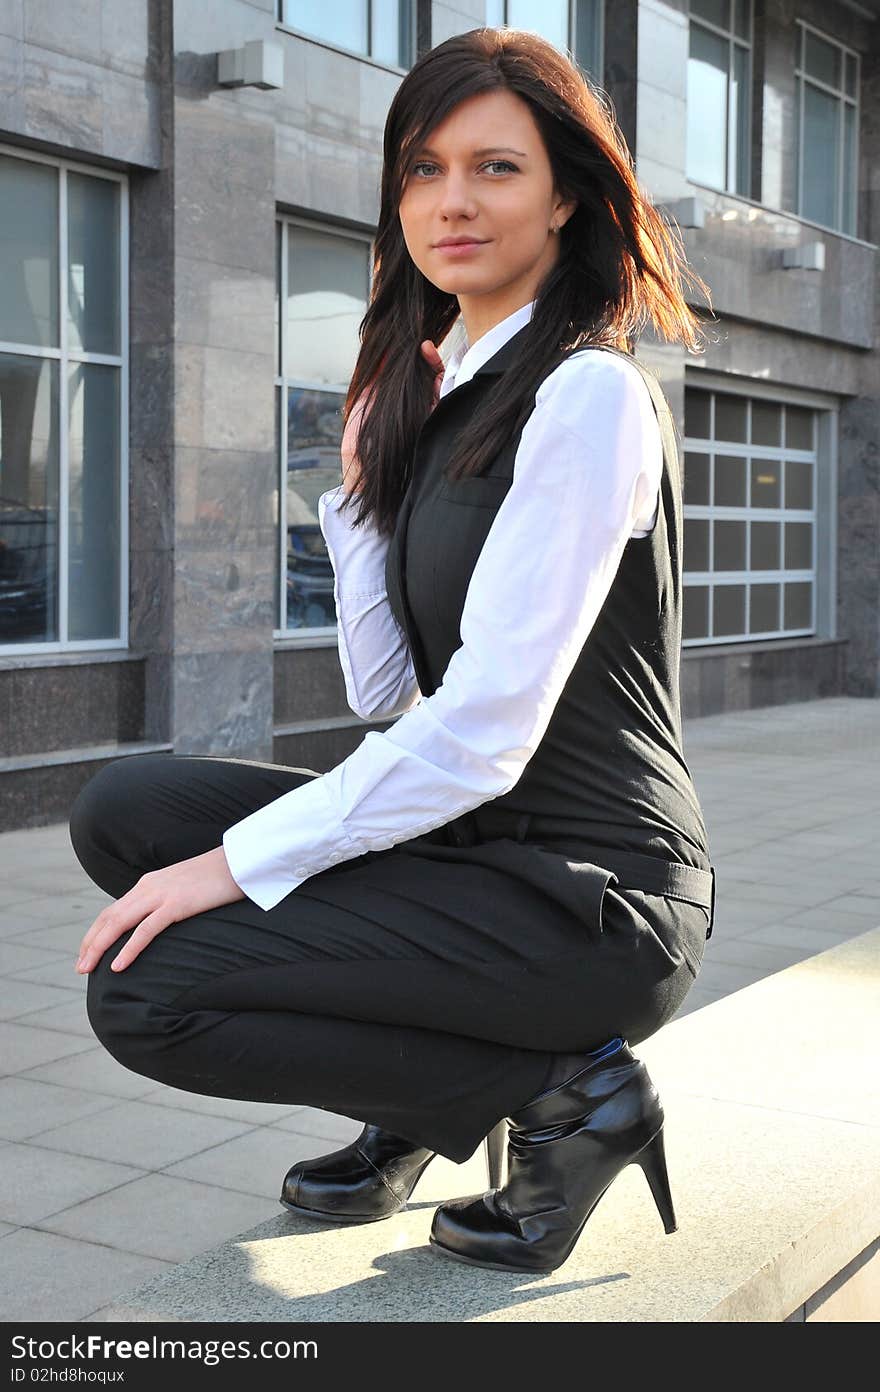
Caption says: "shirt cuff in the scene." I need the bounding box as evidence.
[318,486,391,597]
[222,774,356,912]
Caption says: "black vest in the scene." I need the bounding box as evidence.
[385,326,712,878]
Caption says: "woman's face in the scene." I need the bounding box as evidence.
[398,88,576,338]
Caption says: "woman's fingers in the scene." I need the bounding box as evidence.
[420,340,445,382]
[76,920,131,973]
[77,905,129,963]
[106,910,172,973]
[420,340,445,406]
[344,347,443,480]
[76,878,158,971]
[420,339,443,370]
[77,901,166,974]
[75,849,245,976]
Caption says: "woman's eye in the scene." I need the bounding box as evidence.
[411,160,517,177]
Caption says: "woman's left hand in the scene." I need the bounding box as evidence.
[75,847,246,975]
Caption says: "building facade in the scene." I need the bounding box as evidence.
[0,0,877,830]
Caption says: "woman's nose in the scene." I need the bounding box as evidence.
[436,175,478,219]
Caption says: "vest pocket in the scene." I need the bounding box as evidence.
[438,473,511,508]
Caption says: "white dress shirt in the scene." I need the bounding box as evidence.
[222,298,663,911]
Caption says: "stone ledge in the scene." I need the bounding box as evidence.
[0,740,171,775]
[89,927,880,1323]
[681,636,847,661]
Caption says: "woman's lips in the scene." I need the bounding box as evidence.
[434,240,490,256]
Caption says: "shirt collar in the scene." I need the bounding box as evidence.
[439,299,536,401]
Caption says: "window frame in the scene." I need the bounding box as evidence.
[275,214,375,644]
[486,0,605,76]
[685,0,754,200]
[276,0,417,74]
[0,142,129,658]
[795,19,860,238]
[681,371,837,649]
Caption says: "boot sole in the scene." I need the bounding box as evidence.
[428,1234,564,1274]
[278,1194,404,1224]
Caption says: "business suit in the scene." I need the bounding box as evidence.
[71,329,714,1165]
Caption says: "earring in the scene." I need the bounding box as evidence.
[550,223,559,234]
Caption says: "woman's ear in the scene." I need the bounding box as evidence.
[554,198,578,232]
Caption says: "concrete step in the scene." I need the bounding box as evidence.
[89,926,880,1323]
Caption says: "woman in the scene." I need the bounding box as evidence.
[70,26,716,1275]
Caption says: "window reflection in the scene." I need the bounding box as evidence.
[484,0,602,75]
[285,387,345,630]
[686,1,752,197]
[284,0,366,53]
[279,0,412,67]
[67,173,120,357]
[687,25,728,190]
[0,154,58,349]
[0,355,59,642]
[797,22,860,236]
[286,226,368,386]
[278,219,371,633]
[0,153,123,649]
[802,85,839,230]
[68,363,120,640]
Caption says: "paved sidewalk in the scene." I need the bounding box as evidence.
[1,695,878,1321]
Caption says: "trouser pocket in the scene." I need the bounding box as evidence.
[609,887,708,980]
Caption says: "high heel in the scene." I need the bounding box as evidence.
[635,1126,677,1234]
[483,1119,507,1190]
[429,1039,677,1272]
[280,1119,507,1224]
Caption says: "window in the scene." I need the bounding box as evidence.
[484,1,603,77]
[686,0,752,197]
[277,0,415,69]
[795,22,859,236]
[275,218,372,635]
[0,147,127,652]
[682,387,819,645]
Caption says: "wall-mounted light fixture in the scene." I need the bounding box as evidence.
[217,39,284,90]
[781,241,826,271]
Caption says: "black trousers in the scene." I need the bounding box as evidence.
[69,752,704,1163]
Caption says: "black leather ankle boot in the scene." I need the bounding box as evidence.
[429,1040,677,1272]
[280,1124,437,1223]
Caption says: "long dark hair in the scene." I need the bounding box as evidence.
[342,25,715,537]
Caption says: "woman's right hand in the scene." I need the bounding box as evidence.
[340,341,445,497]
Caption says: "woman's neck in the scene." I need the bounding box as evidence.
[456,291,537,349]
